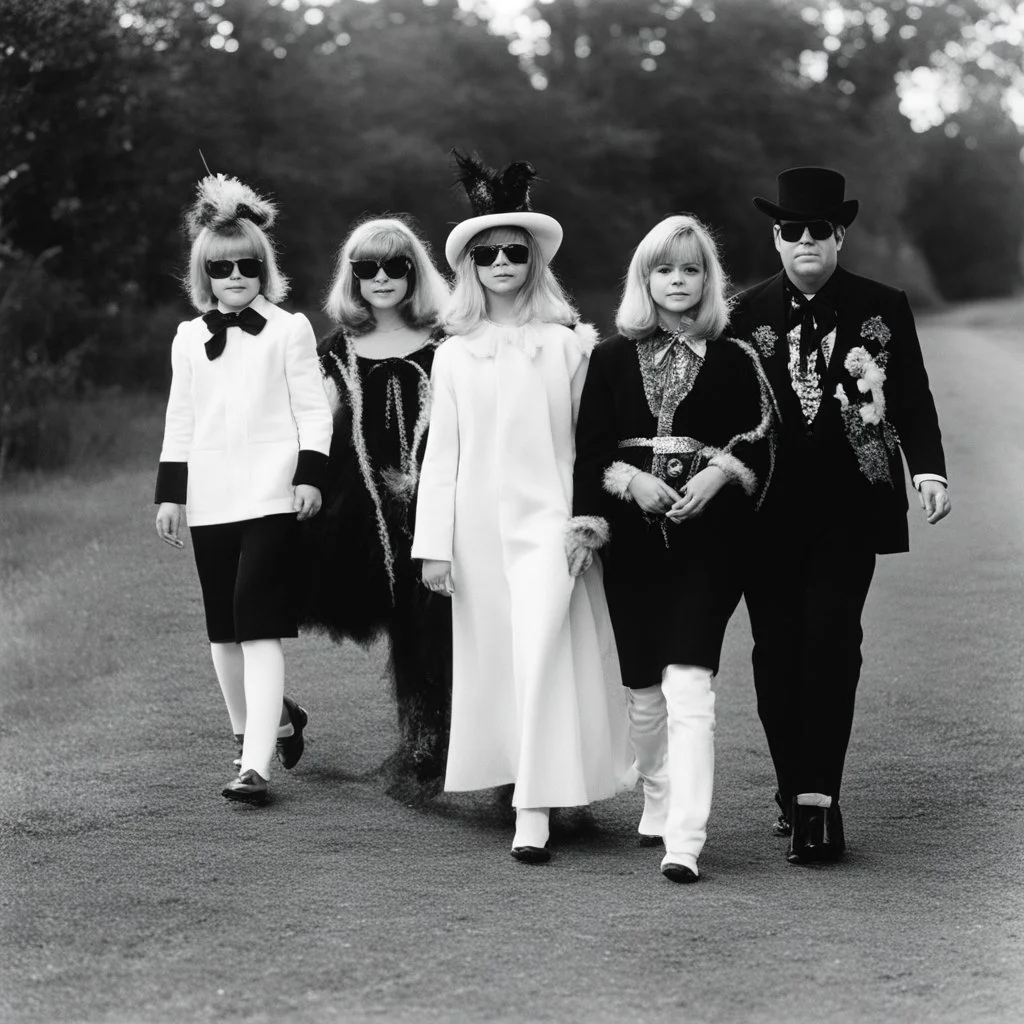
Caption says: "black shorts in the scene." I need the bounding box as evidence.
[191,514,299,643]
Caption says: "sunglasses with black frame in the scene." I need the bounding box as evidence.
[206,258,263,279]
[350,256,412,281]
[776,220,838,243]
[469,243,530,267]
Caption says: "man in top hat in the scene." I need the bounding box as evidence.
[731,166,951,864]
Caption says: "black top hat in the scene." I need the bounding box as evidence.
[753,167,858,226]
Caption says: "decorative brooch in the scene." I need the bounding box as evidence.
[752,325,777,359]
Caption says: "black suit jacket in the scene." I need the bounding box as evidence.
[730,267,946,554]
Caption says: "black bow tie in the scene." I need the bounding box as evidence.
[786,279,837,373]
[202,306,267,360]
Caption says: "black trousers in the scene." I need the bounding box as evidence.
[191,514,299,643]
[745,526,876,804]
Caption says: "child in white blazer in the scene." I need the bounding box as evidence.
[154,174,333,805]
[412,153,632,863]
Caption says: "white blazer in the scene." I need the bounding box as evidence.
[159,295,333,527]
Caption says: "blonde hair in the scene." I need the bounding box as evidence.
[323,216,450,333]
[186,218,288,311]
[615,214,731,341]
[444,225,577,336]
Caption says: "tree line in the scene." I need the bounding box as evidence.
[1,0,1022,472]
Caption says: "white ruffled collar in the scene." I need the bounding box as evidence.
[460,320,597,360]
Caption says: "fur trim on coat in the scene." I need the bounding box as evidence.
[703,448,757,496]
[603,460,641,501]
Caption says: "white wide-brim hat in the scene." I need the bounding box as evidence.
[444,211,563,269]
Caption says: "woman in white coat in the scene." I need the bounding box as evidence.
[412,153,631,863]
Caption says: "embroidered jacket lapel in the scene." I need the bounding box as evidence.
[747,272,799,424]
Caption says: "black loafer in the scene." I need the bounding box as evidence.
[661,862,699,884]
[277,697,307,770]
[222,769,269,805]
[511,846,551,864]
[638,834,664,848]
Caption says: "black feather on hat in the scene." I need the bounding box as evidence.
[452,149,538,216]
[445,150,562,268]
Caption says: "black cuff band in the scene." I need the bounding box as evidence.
[293,450,329,491]
[154,462,188,505]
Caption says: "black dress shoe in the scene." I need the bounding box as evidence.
[787,801,845,863]
[511,846,551,864]
[277,697,307,770]
[661,862,699,884]
[772,791,792,836]
[222,769,269,804]
[638,834,664,848]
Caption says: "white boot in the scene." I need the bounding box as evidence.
[660,664,716,881]
[627,685,669,841]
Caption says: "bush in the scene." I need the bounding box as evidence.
[0,246,92,477]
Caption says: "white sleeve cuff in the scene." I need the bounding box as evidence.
[912,473,947,490]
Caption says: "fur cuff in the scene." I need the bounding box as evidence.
[603,461,641,501]
[565,515,609,578]
[565,515,610,551]
[572,320,599,355]
[704,449,757,496]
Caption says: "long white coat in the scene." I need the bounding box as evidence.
[159,295,333,526]
[412,320,632,808]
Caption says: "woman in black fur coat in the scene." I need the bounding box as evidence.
[571,214,778,882]
[300,216,452,782]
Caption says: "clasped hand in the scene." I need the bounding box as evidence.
[627,466,727,523]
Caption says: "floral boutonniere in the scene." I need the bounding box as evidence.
[834,345,898,485]
[752,325,777,359]
[842,346,886,424]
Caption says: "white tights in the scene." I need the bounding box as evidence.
[209,640,285,779]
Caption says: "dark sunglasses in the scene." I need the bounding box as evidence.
[350,257,411,280]
[206,258,263,279]
[470,243,530,267]
[777,220,836,243]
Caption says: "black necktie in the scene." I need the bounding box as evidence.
[202,306,267,360]
[786,282,837,373]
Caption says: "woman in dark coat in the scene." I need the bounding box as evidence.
[571,214,777,882]
[300,216,452,783]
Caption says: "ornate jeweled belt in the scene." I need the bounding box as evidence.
[618,435,705,482]
[617,436,703,455]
